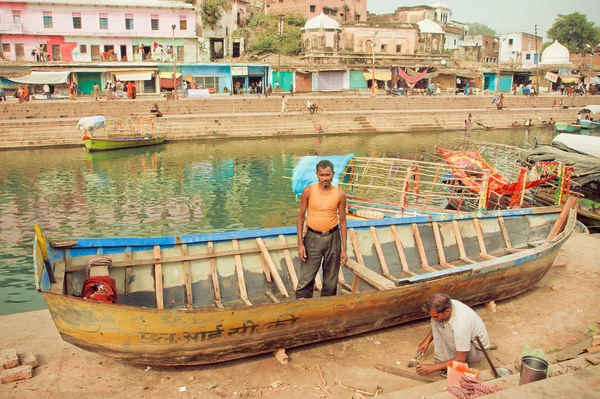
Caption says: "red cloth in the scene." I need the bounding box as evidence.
[81,276,118,303]
[447,376,503,399]
[397,68,429,85]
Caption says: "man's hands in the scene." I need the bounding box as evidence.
[417,340,430,354]
[340,250,348,266]
[416,363,442,375]
[298,243,307,262]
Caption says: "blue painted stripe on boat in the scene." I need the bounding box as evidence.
[56,207,559,249]
[396,246,546,283]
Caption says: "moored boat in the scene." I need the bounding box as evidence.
[553,122,582,133]
[34,201,577,366]
[78,115,166,152]
[579,119,600,129]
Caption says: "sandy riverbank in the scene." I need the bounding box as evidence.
[1,233,598,398]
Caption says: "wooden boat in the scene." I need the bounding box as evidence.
[554,123,582,133]
[78,115,165,152]
[83,135,166,151]
[34,201,577,366]
[436,147,558,211]
[579,119,600,129]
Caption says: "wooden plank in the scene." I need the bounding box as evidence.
[65,249,73,296]
[432,222,453,269]
[180,244,193,310]
[505,247,527,253]
[412,224,437,273]
[232,240,252,306]
[124,246,132,295]
[375,364,436,383]
[265,290,280,303]
[273,349,288,364]
[50,261,66,294]
[473,218,496,260]
[348,228,364,293]
[452,220,475,264]
[207,242,225,309]
[278,235,298,291]
[390,225,416,276]
[344,259,396,290]
[64,243,300,272]
[498,216,512,249]
[314,272,323,291]
[153,245,164,310]
[256,238,289,297]
[547,197,577,241]
[370,226,392,277]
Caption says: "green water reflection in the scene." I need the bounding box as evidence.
[0,128,553,314]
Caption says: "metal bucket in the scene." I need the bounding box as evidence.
[519,356,548,385]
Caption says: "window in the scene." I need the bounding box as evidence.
[180,16,187,30]
[508,38,513,46]
[525,54,531,60]
[73,13,82,29]
[194,76,220,90]
[12,11,21,24]
[177,46,184,61]
[151,15,159,31]
[2,43,10,52]
[99,13,108,30]
[310,5,316,12]
[355,14,361,21]
[125,14,134,30]
[396,44,402,53]
[43,12,53,29]
[323,8,337,16]
[79,44,87,54]
[380,44,387,52]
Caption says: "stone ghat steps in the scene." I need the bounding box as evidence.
[0,109,576,149]
[0,96,594,120]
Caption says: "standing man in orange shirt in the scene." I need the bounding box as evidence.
[296,160,348,299]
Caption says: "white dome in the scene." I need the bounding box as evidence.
[541,40,571,65]
[432,2,451,9]
[417,19,443,34]
[303,13,341,31]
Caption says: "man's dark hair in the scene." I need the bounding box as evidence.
[422,293,452,314]
[316,160,334,172]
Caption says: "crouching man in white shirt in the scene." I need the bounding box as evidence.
[416,293,490,375]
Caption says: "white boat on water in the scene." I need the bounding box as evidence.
[553,133,600,158]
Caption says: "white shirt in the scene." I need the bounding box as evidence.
[447,300,490,352]
[43,84,49,93]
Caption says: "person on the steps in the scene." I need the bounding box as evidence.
[416,293,490,375]
[296,160,347,299]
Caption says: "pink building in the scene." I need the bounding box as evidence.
[0,0,197,63]
[266,0,367,22]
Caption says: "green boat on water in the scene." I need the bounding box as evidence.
[78,115,166,152]
[553,122,581,133]
[83,135,166,151]
[579,119,600,129]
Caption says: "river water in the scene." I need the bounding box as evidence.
[0,128,553,315]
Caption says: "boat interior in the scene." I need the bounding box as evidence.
[36,204,574,311]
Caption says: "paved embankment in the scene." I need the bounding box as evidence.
[0,94,598,149]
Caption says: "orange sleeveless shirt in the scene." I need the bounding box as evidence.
[307,184,340,232]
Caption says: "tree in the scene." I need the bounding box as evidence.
[247,14,304,56]
[547,12,600,51]
[467,22,496,37]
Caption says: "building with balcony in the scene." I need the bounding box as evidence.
[265,0,367,23]
[0,0,197,63]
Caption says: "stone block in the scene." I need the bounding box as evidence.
[0,348,19,370]
[18,351,38,368]
[1,365,33,384]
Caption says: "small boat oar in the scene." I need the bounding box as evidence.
[34,224,56,283]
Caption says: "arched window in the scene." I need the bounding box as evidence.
[434,11,438,21]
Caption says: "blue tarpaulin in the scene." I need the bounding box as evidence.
[291,154,355,195]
